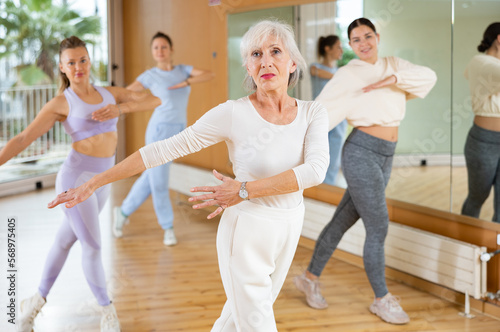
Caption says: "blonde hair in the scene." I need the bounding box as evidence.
[240,19,306,92]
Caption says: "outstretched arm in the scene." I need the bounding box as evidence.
[50,100,233,209]
[48,150,145,209]
[0,97,66,166]
[91,86,160,121]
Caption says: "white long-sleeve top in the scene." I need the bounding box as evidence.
[316,56,437,130]
[139,96,330,209]
[465,54,500,117]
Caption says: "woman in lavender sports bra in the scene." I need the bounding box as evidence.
[0,36,160,332]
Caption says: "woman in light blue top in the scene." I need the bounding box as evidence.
[310,35,346,186]
[113,32,214,245]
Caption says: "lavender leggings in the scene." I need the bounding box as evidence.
[38,149,115,306]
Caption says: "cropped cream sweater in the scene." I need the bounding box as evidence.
[316,56,437,130]
[465,54,500,117]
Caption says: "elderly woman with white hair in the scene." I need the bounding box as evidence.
[49,20,329,331]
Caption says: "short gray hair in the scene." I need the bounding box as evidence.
[240,19,306,92]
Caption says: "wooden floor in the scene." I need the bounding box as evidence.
[386,165,495,221]
[1,177,499,332]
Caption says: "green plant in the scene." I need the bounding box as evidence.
[0,0,101,86]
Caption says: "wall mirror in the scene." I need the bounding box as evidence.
[227,0,499,224]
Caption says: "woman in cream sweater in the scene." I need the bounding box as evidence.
[294,17,437,325]
[461,22,500,223]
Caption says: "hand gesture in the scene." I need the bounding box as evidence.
[48,183,95,209]
[92,104,121,122]
[189,169,242,219]
[362,75,397,93]
[168,80,189,90]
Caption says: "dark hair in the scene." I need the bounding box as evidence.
[58,36,88,95]
[347,17,377,40]
[151,31,172,47]
[317,35,340,58]
[478,22,500,52]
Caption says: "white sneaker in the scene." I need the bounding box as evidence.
[293,272,328,309]
[163,228,177,246]
[369,292,410,325]
[17,292,46,332]
[101,302,120,332]
[112,207,129,238]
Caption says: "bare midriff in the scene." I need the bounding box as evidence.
[357,126,399,142]
[474,115,500,132]
[72,132,118,157]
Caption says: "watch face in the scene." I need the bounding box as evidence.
[239,189,248,199]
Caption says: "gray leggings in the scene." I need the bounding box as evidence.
[308,129,396,298]
[462,124,500,223]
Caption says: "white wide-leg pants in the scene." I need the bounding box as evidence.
[211,200,305,332]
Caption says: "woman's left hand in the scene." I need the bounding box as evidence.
[92,104,121,121]
[189,169,242,219]
[168,80,189,90]
[362,75,397,93]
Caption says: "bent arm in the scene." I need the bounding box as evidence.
[315,69,351,131]
[188,67,215,84]
[310,65,335,80]
[110,86,160,114]
[189,103,330,218]
[291,104,330,189]
[0,98,65,166]
[392,57,437,99]
[92,86,160,121]
[244,105,329,197]
[169,67,215,90]
[126,80,146,92]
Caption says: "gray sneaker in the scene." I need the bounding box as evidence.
[293,272,328,309]
[369,292,410,324]
[112,207,129,238]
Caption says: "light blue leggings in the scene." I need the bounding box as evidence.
[121,122,185,229]
[39,150,114,306]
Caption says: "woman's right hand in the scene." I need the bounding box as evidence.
[48,182,95,209]
[362,75,397,93]
[92,104,121,122]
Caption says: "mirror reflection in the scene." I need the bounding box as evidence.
[451,1,500,222]
[227,0,499,224]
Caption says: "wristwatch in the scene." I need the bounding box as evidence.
[239,181,249,200]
